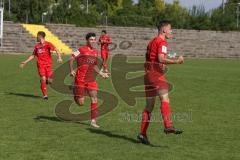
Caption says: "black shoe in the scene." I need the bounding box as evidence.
[43,96,48,100]
[164,127,183,134]
[137,134,150,145]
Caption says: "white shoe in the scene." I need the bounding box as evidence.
[90,120,100,128]
[100,68,104,72]
[104,69,109,73]
[43,96,48,100]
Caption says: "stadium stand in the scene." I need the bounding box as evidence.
[0,21,35,54]
[22,24,72,54]
[46,23,240,58]
[1,21,240,58]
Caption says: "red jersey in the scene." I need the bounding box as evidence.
[99,35,111,51]
[145,36,168,72]
[72,46,98,82]
[33,41,56,66]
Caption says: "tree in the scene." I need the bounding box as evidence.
[155,0,165,12]
[188,5,211,30]
[2,0,240,30]
[210,0,240,30]
[154,0,189,29]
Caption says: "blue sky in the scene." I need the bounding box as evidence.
[133,0,223,11]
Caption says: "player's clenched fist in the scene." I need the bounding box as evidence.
[57,57,63,63]
[70,70,76,77]
[177,55,184,64]
[19,62,26,68]
[99,71,109,78]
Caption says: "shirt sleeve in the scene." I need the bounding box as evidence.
[158,42,167,55]
[98,37,102,43]
[48,42,56,51]
[107,37,112,43]
[72,49,81,58]
[33,47,37,56]
[94,51,98,65]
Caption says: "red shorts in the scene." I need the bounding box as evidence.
[37,65,53,78]
[101,50,109,60]
[74,80,98,98]
[144,71,170,97]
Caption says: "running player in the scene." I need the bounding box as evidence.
[69,32,109,128]
[98,30,112,73]
[20,31,62,99]
[137,20,184,145]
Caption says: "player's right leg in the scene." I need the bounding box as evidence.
[138,96,156,145]
[74,96,85,106]
[158,89,183,135]
[46,65,53,85]
[101,50,108,73]
[137,73,158,145]
[73,82,85,106]
[46,77,53,85]
[104,51,109,73]
[40,76,48,99]
[87,82,99,128]
[37,66,48,99]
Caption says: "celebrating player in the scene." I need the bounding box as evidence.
[137,20,184,145]
[20,31,62,100]
[69,32,109,128]
[98,30,112,73]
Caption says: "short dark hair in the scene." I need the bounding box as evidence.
[157,20,171,32]
[37,31,46,38]
[86,32,96,40]
[102,30,107,34]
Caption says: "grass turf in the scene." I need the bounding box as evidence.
[0,54,239,160]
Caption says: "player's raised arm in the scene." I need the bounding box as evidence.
[101,38,111,44]
[69,49,80,77]
[99,38,105,44]
[19,54,35,68]
[158,54,184,65]
[106,37,112,44]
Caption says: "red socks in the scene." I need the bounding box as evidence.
[140,109,151,136]
[40,81,47,96]
[161,101,171,128]
[91,103,98,120]
[140,101,172,135]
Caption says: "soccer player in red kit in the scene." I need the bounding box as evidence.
[137,20,184,145]
[69,32,109,128]
[20,31,62,100]
[98,30,112,73]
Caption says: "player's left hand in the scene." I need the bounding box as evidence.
[57,58,63,63]
[99,71,109,78]
[19,62,26,68]
[177,55,184,64]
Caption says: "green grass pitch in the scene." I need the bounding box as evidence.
[0,54,239,160]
